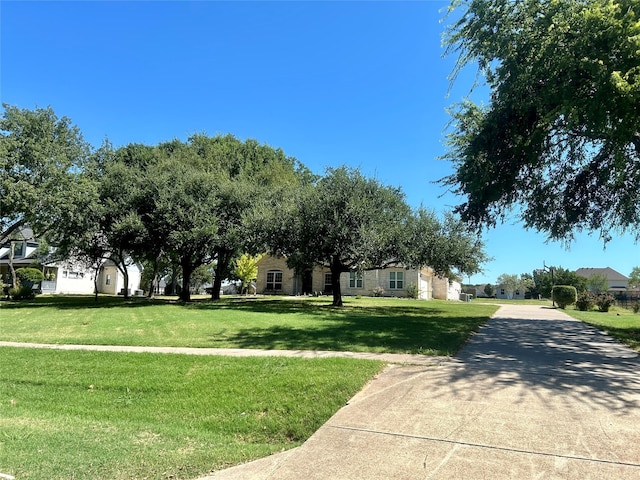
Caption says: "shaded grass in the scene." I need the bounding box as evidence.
[0,347,383,480]
[0,295,498,356]
[566,307,640,352]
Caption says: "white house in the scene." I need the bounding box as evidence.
[0,231,141,295]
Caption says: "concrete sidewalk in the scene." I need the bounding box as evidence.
[202,304,640,480]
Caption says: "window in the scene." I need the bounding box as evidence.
[389,271,404,289]
[349,271,363,288]
[266,270,283,290]
[501,288,505,295]
[12,242,24,258]
[105,274,111,286]
[324,273,333,292]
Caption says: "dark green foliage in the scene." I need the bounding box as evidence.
[443,0,640,241]
[595,293,615,312]
[15,267,45,286]
[532,267,587,298]
[483,283,494,297]
[9,285,36,300]
[552,285,577,309]
[575,291,595,312]
[274,166,487,307]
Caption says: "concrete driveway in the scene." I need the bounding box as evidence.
[204,304,640,479]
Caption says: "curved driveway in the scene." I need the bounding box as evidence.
[205,304,640,480]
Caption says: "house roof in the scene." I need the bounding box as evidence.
[575,267,629,282]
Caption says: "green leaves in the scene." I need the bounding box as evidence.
[0,104,91,240]
[443,0,640,241]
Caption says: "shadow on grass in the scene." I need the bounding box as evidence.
[199,300,484,355]
[0,296,491,355]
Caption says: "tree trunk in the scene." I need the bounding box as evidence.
[147,258,160,299]
[113,253,130,299]
[330,256,343,307]
[211,253,232,300]
[180,257,193,302]
[9,241,17,289]
[93,264,100,302]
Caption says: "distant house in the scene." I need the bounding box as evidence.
[576,267,629,293]
[471,284,493,298]
[0,230,141,295]
[495,285,526,300]
[255,255,461,300]
[96,258,143,296]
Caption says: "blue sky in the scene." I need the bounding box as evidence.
[2,0,639,284]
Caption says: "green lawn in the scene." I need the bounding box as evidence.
[0,295,498,479]
[0,295,499,356]
[565,307,640,352]
[0,347,382,480]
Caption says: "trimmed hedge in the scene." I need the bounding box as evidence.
[552,285,577,309]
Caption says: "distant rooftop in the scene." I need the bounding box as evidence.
[576,267,629,281]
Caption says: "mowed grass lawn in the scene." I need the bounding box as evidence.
[0,296,498,479]
[0,295,499,355]
[566,306,640,352]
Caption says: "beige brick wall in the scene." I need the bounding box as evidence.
[256,256,454,300]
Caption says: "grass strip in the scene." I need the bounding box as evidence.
[0,347,382,479]
[566,307,640,352]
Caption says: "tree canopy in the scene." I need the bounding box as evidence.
[442,0,640,241]
[0,104,90,241]
[274,166,487,306]
[3,104,489,303]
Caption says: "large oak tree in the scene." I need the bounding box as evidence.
[276,166,487,306]
[442,0,640,241]
[0,104,90,241]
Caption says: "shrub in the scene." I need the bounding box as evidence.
[372,286,385,297]
[633,302,640,314]
[9,285,36,301]
[552,285,577,309]
[575,291,595,311]
[406,283,419,299]
[16,268,45,287]
[595,293,615,312]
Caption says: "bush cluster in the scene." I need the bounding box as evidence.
[574,291,616,312]
[9,285,36,300]
[595,293,615,312]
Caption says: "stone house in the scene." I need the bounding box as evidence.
[255,255,461,300]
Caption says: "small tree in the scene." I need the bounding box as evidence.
[588,274,609,295]
[234,253,262,295]
[552,285,577,309]
[483,283,495,297]
[628,267,640,290]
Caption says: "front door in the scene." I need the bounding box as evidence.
[302,270,313,295]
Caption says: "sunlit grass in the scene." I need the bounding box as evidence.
[0,347,382,480]
[0,295,498,356]
[566,307,640,352]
